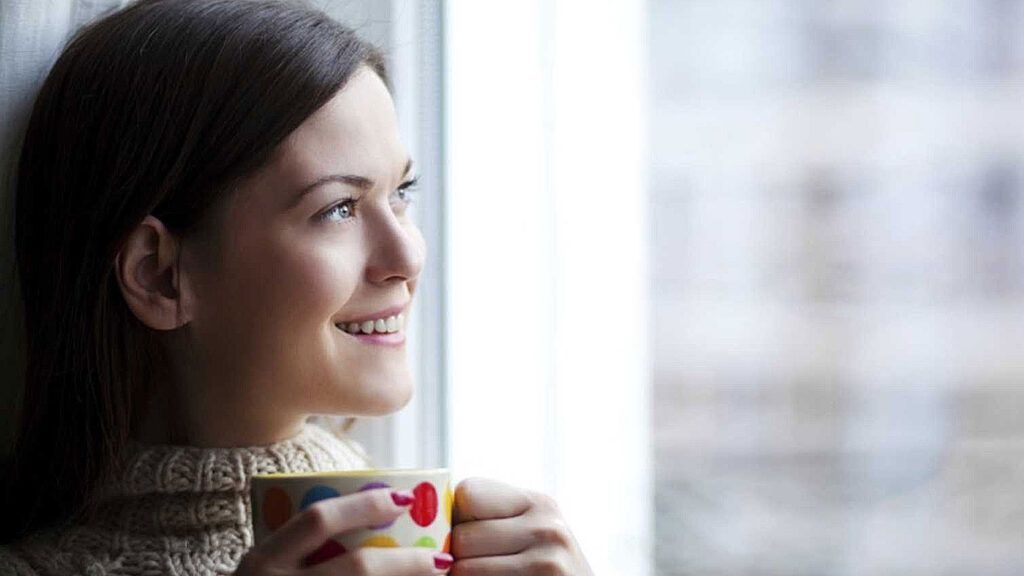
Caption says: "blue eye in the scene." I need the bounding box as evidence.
[318,177,419,224]
[393,176,420,205]
[319,198,357,223]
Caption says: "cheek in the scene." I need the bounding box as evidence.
[267,245,362,325]
[206,234,362,339]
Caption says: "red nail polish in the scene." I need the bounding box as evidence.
[391,490,415,506]
[301,539,346,566]
[434,553,454,570]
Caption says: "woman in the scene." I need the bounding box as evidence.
[0,0,594,574]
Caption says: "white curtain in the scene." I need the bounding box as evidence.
[0,0,131,169]
[445,1,652,574]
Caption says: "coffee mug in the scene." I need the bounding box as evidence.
[250,468,452,566]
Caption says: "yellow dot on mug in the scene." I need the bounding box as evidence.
[444,482,454,525]
[262,487,292,530]
[414,536,437,548]
[361,535,399,548]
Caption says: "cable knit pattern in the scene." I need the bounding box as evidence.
[0,422,370,576]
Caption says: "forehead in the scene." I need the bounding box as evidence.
[268,66,406,184]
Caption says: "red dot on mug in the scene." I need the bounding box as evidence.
[410,482,438,527]
[262,487,292,530]
[302,539,346,566]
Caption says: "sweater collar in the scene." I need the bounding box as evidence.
[103,421,370,499]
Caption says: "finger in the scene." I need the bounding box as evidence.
[451,516,531,559]
[450,550,570,576]
[308,546,453,576]
[453,478,531,524]
[258,488,412,567]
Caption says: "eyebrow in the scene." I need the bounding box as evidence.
[289,157,414,208]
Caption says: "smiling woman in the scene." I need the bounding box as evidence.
[2,0,396,546]
[0,0,596,575]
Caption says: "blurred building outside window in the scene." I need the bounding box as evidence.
[651,1,1024,574]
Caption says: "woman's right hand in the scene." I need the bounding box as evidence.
[234,488,453,575]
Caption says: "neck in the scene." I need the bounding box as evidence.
[131,374,306,448]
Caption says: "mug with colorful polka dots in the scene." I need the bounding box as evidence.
[250,468,452,566]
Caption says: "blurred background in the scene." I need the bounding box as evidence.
[650,1,1024,574]
[4,1,1024,575]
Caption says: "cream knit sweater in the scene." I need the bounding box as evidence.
[0,421,371,575]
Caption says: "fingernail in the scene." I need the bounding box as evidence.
[433,552,454,570]
[391,490,415,506]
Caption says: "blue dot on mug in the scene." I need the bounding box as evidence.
[299,485,342,510]
[359,481,396,529]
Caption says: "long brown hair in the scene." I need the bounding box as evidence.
[2,0,386,543]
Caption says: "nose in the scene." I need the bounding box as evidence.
[364,207,425,285]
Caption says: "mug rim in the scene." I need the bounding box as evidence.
[252,467,449,480]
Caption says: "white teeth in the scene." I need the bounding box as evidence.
[337,314,405,335]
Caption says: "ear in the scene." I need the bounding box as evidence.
[114,215,194,331]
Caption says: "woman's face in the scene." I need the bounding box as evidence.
[178,66,425,431]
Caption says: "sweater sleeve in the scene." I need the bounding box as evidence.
[0,545,39,576]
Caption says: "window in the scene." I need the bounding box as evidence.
[445,2,652,574]
[651,1,1024,573]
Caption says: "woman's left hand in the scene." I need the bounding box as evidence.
[450,477,594,576]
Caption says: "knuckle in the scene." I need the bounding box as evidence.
[302,503,333,534]
[455,477,481,500]
[344,548,373,575]
[450,525,470,553]
[527,490,560,513]
[531,520,573,548]
[449,559,474,576]
[366,489,396,517]
[453,479,479,513]
[530,555,569,576]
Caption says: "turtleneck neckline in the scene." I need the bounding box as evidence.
[101,421,370,499]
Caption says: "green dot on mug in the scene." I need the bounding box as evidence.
[414,535,437,548]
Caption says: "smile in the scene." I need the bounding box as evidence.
[334,313,405,335]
